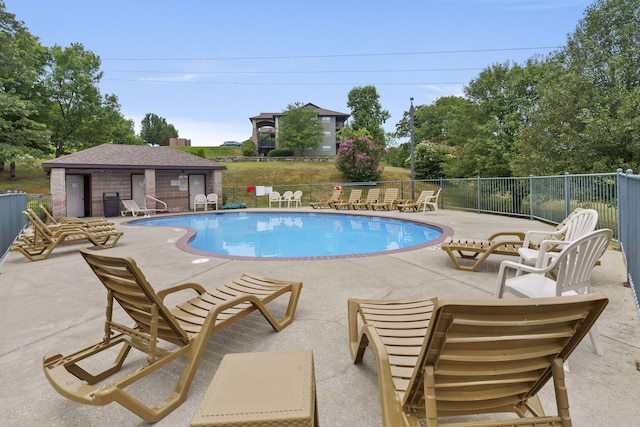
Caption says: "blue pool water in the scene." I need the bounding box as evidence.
[131,212,444,259]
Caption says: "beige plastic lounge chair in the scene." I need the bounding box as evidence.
[496,228,612,356]
[517,208,598,268]
[269,191,281,208]
[206,193,219,210]
[421,188,441,215]
[310,188,343,209]
[348,292,608,427]
[193,193,207,211]
[42,249,303,422]
[442,208,586,272]
[333,189,362,210]
[121,199,151,217]
[292,190,303,207]
[352,188,380,210]
[371,188,399,211]
[39,204,114,228]
[11,210,123,261]
[396,190,434,212]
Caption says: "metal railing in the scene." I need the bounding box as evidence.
[617,169,639,315]
[2,172,637,313]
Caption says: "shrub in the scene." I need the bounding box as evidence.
[241,140,256,156]
[335,136,387,182]
[267,148,295,157]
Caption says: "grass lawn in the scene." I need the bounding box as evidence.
[0,153,411,193]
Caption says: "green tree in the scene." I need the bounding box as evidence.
[462,59,546,177]
[514,0,640,174]
[139,113,179,146]
[346,85,390,147]
[40,43,104,157]
[413,142,456,179]
[75,94,141,145]
[276,102,324,156]
[0,2,50,170]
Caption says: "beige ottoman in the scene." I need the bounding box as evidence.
[190,350,318,427]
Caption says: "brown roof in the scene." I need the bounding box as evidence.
[42,144,226,172]
[250,103,349,121]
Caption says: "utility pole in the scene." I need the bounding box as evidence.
[409,97,415,200]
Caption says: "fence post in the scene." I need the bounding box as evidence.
[528,175,534,220]
[477,176,481,214]
[564,172,571,217]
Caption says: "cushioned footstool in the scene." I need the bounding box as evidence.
[190,350,318,427]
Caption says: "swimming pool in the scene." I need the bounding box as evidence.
[130,212,450,260]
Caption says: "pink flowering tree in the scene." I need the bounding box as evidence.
[335,136,387,182]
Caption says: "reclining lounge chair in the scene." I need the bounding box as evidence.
[310,188,342,209]
[396,190,434,212]
[441,208,590,272]
[42,249,303,422]
[351,188,380,210]
[333,189,362,210]
[371,188,399,211]
[348,293,608,426]
[11,210,123,261]
[39,204,114,228]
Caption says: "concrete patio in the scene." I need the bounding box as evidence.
[1,208,639,426]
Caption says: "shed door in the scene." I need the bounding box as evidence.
[66,175,84,217]
[132,174,145,207]
[189,174,205,210]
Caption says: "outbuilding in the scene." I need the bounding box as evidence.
[42,144,226,218]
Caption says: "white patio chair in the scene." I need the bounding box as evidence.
[518,208,598,268]
[268,191,281,208]
[422,188,441,215]
[205,193,218,210]
[292,190,303,207]
[121,200,150,217]
[495,228,613,355]
[280,191,293,208]
[193,194,207,211]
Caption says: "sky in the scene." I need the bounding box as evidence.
[5,0,594,146]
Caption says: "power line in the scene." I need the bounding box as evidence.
[103,78,467,86]
[103,67,484,75]
[102,46,558,61]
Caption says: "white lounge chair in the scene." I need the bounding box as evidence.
[121,200,150,217]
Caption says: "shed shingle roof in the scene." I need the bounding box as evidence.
[42,144,226,172]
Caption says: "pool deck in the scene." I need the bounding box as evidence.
[1,208,639,426]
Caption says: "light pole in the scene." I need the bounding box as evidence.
[409,97,415,200]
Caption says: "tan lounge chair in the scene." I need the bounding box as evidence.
[352,188,380,210]
[348,293,608,426]
[333,189,362,210]
[11,210,123,261]
[39,204,114,228]
[371,188,399,210]
[396,190,434,212]
[43,249,303,422]
[441,208,587,272]
[310,188,343,209]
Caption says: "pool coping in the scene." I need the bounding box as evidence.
[123,208,454,261]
